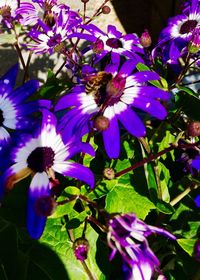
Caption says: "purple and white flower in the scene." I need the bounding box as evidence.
[27,8,81,54]
[70,24,144,64]
[16,0,69,26]
[0,110,95,239]
[107,213,176,280]
[0,64,49,146]
[0,0,18,28]
[153,0,200,64]
[55,60,169,158]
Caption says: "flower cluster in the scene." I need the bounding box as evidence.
[0,0,199,279]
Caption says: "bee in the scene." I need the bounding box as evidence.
[85,71,112,96]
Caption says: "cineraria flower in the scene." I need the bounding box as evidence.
[0,110,95,239]
[0,0,18,28]
[16,0,68,26]
[107,213,176,280]
[27,8,81,54]
[0,64,50,146]
[153,0,200,63]
[55,60,169,158]
[69,24,144,64]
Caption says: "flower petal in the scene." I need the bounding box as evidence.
[27,172,50,239]
[103,107,120,159]
[53,162,95,189]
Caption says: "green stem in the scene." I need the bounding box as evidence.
[81,261,97,280]
[170,184,199,207]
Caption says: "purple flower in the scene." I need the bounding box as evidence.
[107,213,176,280]
[55,60,169,158]
[16,0,69,26]
[0,0,18,28]
[0,64,49,146]
[0,110,95,239]
[27,8,81,54]
[69,24,144,64]
[153,0,200,64]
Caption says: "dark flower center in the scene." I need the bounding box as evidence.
[0,109,4,126]
[180,20,198,34]
[106,38,123,49]
[47,34,62,47]
[27,147,55,173]
[0,6,11,19]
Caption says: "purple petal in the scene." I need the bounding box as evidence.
[119,60,138,77]
[194,194,200,208]
[0,64,18,95]
[131,86,170,100]
[107,25,122,38]
[117,106,146,137]
[11,80,39,103]
[133,97,168,120]
[102,109,120,159]
[55,92,81,111]
[53,162,95,189]
[27,172,50,239]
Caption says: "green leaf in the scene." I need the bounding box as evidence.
[86,179,118,200]
[0,34,16,44]
[156,200,175,214]
[177,239,197,256]
[51,187,80,219]
[157,161,171,202]
[41,219,104,280]
[105,184,155,219]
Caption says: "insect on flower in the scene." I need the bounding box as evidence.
[85,71,113,96]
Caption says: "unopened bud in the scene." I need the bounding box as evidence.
[187,121,200,137]
[93,115,110,131]
[140,29,152,48]
[102,5,111,14]
[189,28,200,54]
[103,167,115,180]
[35,196,57,217]
[73,238,89,261]
[93,38,104,54]
[81,0,89,3]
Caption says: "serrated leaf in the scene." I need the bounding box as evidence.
[105,184,155,219]
[177,239,197,256]
[86,179,118,200]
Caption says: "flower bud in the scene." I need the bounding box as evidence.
[189,28,200,54]
[93,38,104,54]
[187,121,200,137]
[103,167,115,180]
[35,195,57,217]
[93,115,110,131]
[73,238,89,261]
[81,0,89,3]
[140,30,152,48]
[102,6,111,14]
